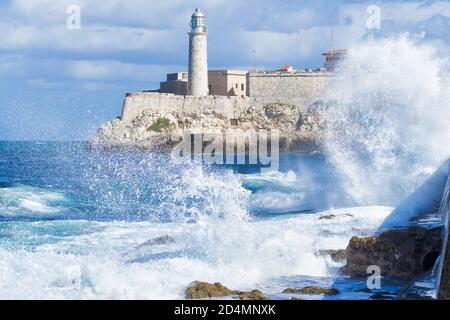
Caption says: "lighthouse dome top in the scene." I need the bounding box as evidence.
[192,8,205,17]
[190,8,206,33]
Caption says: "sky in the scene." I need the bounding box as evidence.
[0,0,449,141]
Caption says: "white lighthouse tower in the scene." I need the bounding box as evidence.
[188,9,209,96]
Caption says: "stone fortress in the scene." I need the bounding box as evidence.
[92,9,347,151]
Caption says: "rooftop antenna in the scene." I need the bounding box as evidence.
[329,26,335,65]
[330,26,334,51]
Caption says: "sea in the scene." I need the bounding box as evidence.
[0,141,418,300]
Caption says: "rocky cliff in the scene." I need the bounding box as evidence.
[91,93,327,152]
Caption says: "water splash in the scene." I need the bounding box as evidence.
[170,164,251,223]
[324,35,450,206]
[77,150,251,223]
[439,170,450,222]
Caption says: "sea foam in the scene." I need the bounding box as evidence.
[0,206,393,299]
[0,185,68,218]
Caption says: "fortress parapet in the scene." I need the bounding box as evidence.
[246,70,331,105]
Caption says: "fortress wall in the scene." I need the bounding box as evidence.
[121,93,264,121]
[247,72,330,106]
[121,74,330,122]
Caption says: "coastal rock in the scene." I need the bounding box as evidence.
[318,249,347,262]
[136,235,175,249]
[296,101,327,132]
[319,213,353,220]
[282,286,340,296]
[343,227,442,280]
[91,93,325,152]
[185,281,268,300]
[236,289,268,300]
[319,214,337,220]
[185,281,233,299]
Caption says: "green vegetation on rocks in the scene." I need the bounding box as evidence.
[147,117,175,132]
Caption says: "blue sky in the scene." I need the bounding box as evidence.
[0,0,449,141]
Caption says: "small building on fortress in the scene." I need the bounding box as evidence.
[158,8,347,101]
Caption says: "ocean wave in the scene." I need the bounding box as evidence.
[77,152,251,222]
[0,206,393,299]
[241,170,298,190]
[250,191,308,213]
[0,185,69,218]
[169,164,251,222]
[242,171,310,213]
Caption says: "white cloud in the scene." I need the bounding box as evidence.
[0,23,184,53]
[67,60,185,82]
[27,78,60,89]
[7,0,194,27]
[0,1,449,85]
[382,1,450,24]
[1,1,448,62]
[0,53,185,91]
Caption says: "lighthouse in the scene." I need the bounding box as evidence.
[188,9,209,96]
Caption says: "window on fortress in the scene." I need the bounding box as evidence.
[236,83,238,89]
[241,84,244,91]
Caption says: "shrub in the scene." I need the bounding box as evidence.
[147,117,175,132]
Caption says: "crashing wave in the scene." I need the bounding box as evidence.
[0,185,68,218]
[325,35,450,207]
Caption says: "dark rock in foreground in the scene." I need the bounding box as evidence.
[282,286,340,296]
[185,282,233,299]
[235,289,267,300]
[185,281,268,300]
[136,235,175,248]
[318,214,337,220]
[318,213,353,220]
[343,227,442,280]
[318,249,347,262]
